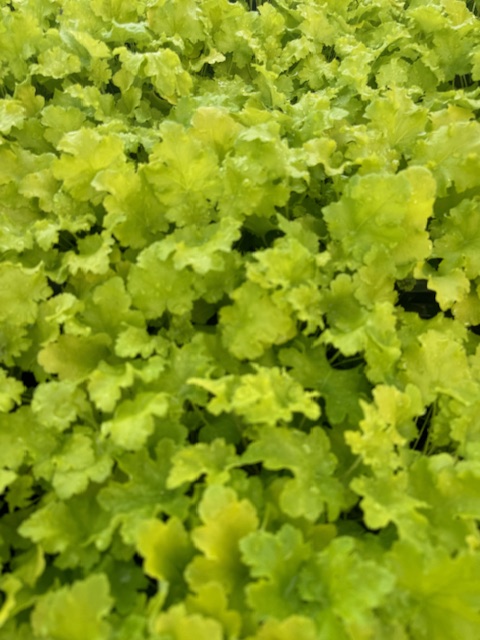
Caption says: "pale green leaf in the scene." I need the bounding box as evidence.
[101,392,169,451]
[186,485,258,596]
[0,369,24,413]
[219,282,297,360]
[31,574,113,640]
[243,426,345,521]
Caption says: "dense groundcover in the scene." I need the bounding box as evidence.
[2,0,480,637]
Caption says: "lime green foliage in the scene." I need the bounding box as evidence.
[31,574,113,640]
[1,0,480,638]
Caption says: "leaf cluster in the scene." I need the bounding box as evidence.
[1,0,480,638]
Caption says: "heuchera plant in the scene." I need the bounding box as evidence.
[1,0,480,637]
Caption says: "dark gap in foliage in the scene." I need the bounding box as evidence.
[42,557,78,585]
[245,0,270,10]
[297,322,324,343]
[322,45,339,63]
[47,278,64,296]
[110,463,129,484]
[20,388,35,406]
[146,324,161,336]
[264,228,284,245]
[343,503,397,540]
[466,0,477,12]
[4,366,37,390]
[234,441,249,458]
[124,42,138,52]
[469,324,480,336]
[297,320,309,334]
[315,398,329,426]
[191,299,219,326]
[77,224,104,240]
[200,64,215,79]
[325,345,365,370]
[437,81,458,93]
[133,555,158,597]
[105,80,121,96]
[31,78,63,102]
[186,423,202,445]
[343,501,375,533]
[342,165,362,180]
[205,311,219,326]
[21,370,38,389]
[183,478,206,498]
[242,463,263,477]
[412,404,434,452]
[232,228,267,254]
[434,187,480,221]
[299,412,322,433]
[183,398,200,414]
[426,257,442,270]
[128,144,149,164]
[53,223,106,253]
[317,238,328,252]
[8,479,46,513]
[453,73,476,89]
[395,279,441,319]
[143,85,174,117]
[55,230,77,252]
